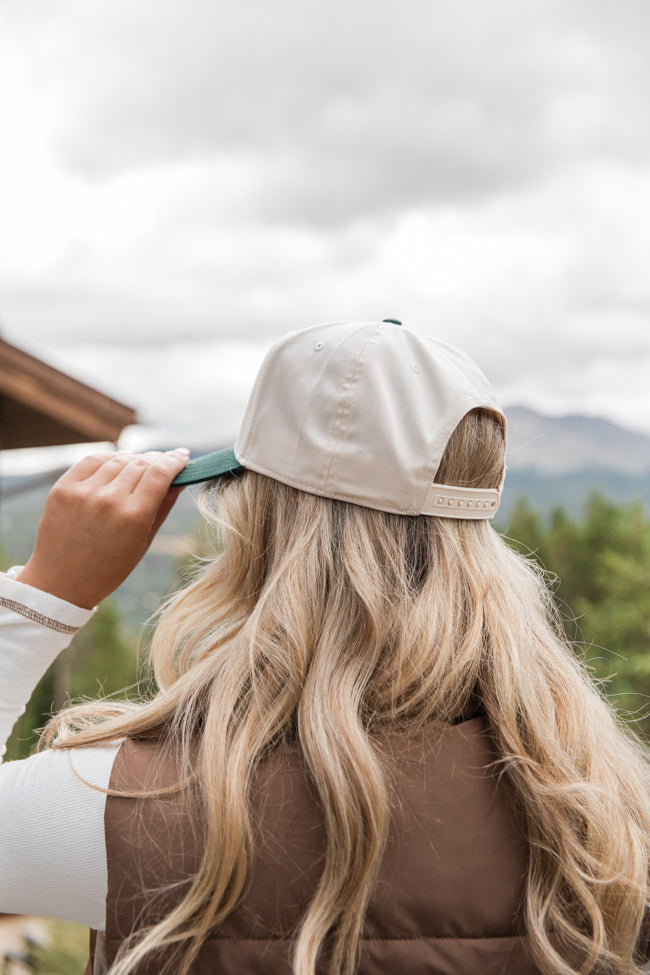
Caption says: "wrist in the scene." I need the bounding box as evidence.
[15,562,97,611]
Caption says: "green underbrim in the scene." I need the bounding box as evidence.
[171,446,244,486]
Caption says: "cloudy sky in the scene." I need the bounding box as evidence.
[1,0,649,469]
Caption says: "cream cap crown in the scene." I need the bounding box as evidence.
[174,320,506,520]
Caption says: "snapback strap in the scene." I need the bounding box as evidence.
[421,483,501,519]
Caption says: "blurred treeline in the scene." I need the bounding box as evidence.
[504,494,650,734]
[3,492,650,764]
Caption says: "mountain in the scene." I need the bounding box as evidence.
[498,407,650,521]
[505,407,650,476]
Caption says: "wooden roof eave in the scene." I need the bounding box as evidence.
[0,338,137,449]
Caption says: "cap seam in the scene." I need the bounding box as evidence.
[319,323,384,491]
[428,339,502,408]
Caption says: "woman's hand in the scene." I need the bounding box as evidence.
[16,448,190,609]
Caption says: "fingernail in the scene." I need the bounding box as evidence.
[171,448,191,456]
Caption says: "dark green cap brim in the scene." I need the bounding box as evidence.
[171,446,244,486]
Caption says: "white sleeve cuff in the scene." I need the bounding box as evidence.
[0,571,95,758]
[0,567,96,631]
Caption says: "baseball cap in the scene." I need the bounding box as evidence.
[172,320,506,520]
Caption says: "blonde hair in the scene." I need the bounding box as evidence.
[44,409,650,975]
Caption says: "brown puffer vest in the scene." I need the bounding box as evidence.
[87,715,543,974]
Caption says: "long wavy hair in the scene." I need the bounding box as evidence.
[44,408,650,975]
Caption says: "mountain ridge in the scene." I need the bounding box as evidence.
[504,406,650,476]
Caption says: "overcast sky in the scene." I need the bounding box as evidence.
[1,0,649,466]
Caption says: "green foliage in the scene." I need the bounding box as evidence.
[4,599,139,761]
[502,494,650,735]
[26,920,89,975]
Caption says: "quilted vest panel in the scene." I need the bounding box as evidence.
[89,716,543,974]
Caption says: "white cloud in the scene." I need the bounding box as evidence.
[1,0,649,443]
[25,337,269,445]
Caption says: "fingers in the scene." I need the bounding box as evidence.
[131,450,190,512]
[85,452,143,490]
[93,449,189,495]
[16,448,191,608]
[60,448,190,494]
[60,447,190,525]
[57,449,119,485]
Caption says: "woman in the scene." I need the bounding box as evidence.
[1,320,649,975]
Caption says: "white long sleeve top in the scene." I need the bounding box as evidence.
[0,569,120,931]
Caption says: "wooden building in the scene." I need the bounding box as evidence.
[0,337,136,450]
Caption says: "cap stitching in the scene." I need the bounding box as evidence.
[319,324,383,491]
[426,338,501,406]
